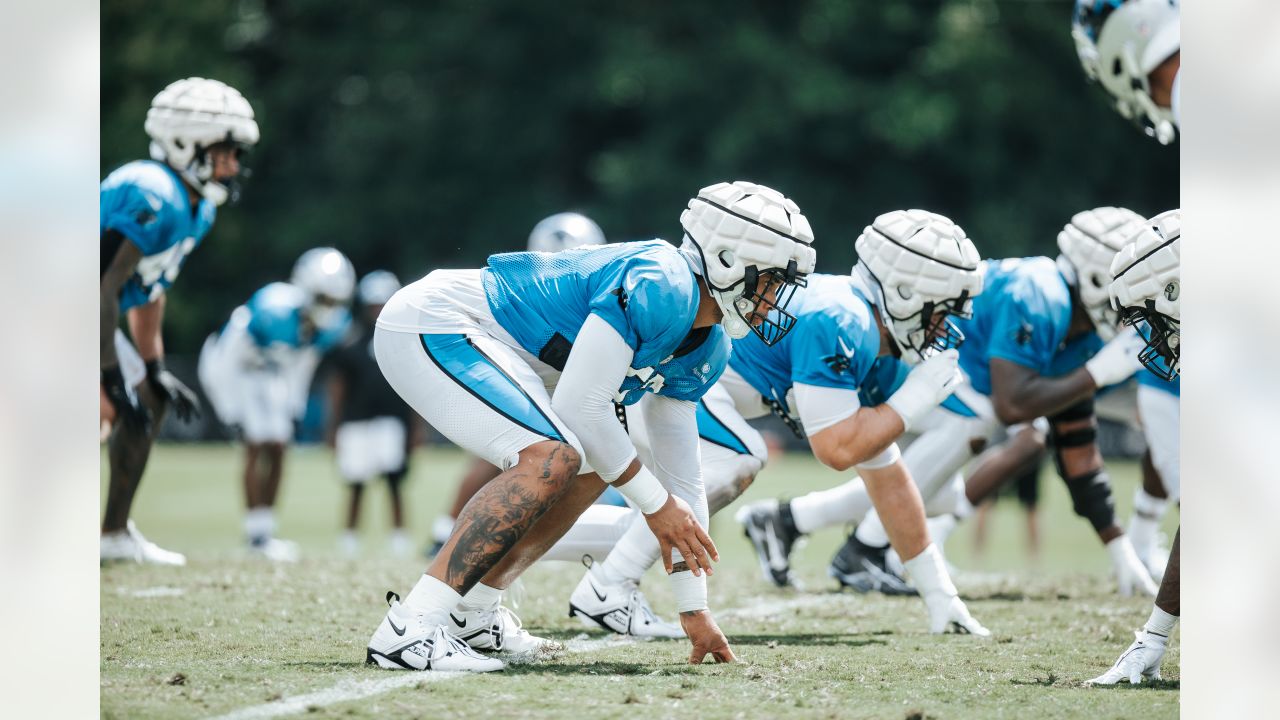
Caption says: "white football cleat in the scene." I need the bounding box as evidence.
[1085,630,1167,686]
[568,567,685,639]
[448,604,562,655]
[249,537,300,563]
[366,592,504,672]
[100,521,187,566]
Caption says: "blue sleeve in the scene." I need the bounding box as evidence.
[789,309,876,391]
[246,300,303,348]
[985,291,1057,374]
[590,258,696,357]
[313,311,353,351]
[100,181,172,256]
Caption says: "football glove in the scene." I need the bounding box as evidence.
[1107,535,1159,597]
[145,359,202,421]
[886,349,962,431]
[102,365,151,434]
[1086,629,1167,685]
[1084,326,1145,388]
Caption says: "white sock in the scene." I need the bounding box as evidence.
[244,507,275,542]
[541,505,634,563]
[431,515,455,544]
[854,510,890,548]
[403,574,462,622]
[1128,488,1169,554]
[388,530,410,557]
[596,513,660,586]
[926,514,958,549]
[458,582,503,611]
[1144,605,1178,638]
[340,530,359,556]
[790,480,872,534]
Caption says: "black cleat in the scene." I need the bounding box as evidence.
[828,531,918,596]
[735,499,803,587]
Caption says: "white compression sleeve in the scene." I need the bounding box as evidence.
[551,313,641,482]
[794,382,861,436]
[789,478,873,534]
[639,393,709,612]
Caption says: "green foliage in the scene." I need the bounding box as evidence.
[102,0,1178,352]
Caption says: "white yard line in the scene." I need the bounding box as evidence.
[118,586,185,598]
[720,594,841,620]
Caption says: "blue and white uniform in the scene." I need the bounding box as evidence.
[1137,370,1180,500]
[375,241,725,508]
[102,160,216,388]
[199,282,350,442]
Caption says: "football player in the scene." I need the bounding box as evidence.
[1072,0,1181,144]
[199,248,354,561]
[426,212,608,555]
[100,77,258,565]
[327,271,420,558]
[1088,210,1180,684]
[741,207,1159,597]
[364,181,815,672]
[557,209,991,637]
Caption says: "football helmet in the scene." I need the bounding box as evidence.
[1109,209,1180,379]
[357,270,402,307]
[527,212,606,253]
[145,77,260,205]
[1072,0,1180,144]
[1057,206,1147,341]
[853,209,983,365]
[679,181,817,345]
[291,248,355,329]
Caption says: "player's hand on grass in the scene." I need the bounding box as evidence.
[1085,326,1146,388]
[145,359,203,421]
[645,494,718,577]
[1107,535,1158,597]
[1085,630,1166,686]
[102,365,151,434]
[923,593,991,637]
[680,610,736,664]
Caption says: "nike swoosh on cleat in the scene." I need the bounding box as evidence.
[388,617,407,636]
[450,613,467,628]
[587,578,608,603]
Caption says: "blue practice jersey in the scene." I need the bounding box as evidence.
[243,282,350,352]
[101,160,216,311]
[1138,369,1180,396]
[483,240,727,404]
[728,274,883,416]
[955,258,1103,396]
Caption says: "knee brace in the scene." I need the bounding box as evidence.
[1063,469,1116,532]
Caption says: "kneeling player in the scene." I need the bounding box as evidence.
[559,210,990,636]
[364,181,816,672]
[1088,210,1181,685]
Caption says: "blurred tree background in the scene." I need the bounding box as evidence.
[103,0,1178,353]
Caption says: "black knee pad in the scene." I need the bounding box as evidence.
[1064,469,1116,532]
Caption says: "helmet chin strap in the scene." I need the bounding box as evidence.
[711,288,751,339]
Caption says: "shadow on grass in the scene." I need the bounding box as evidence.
[282,661,374,670]
[1079,679,1180,691]
[501,661,701,677]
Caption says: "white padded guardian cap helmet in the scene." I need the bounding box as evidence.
[527,212,606,253]
[357,270,402,307]
[1109,209,1180,379]
[854,209,983,365]
[679,181,817,345]
[1057,206,1147,341]
[291,248,355,329]
[145,77,260,205]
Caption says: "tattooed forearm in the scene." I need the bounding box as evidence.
[1155,528,1179,616]
[439,442,578,591]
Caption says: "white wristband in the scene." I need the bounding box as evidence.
[614,465,669,515]
[668,564,709,613]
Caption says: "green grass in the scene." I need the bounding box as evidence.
[102,444,1178,719]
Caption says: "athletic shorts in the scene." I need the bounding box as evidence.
[1137,383,1180,501]
[336,416,408,484]
[374,269,582,471]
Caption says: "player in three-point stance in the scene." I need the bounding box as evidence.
[557,209,990,637]
[741,207,1160,598]
[100,77,258,565]
[365,181,815,672]
[199,248,355,561]
[1087,210,1181,684]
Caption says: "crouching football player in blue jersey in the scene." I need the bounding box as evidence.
[1087,210,1180,684]
[364,181,816,672]
[100,78,258,566]
[748,207,1159,597]
[555,210,991,636]
[199,248,355,562]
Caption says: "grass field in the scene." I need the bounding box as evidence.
[102,444,1179,719]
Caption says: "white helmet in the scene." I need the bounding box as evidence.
[145,77,260,206]
[357,270,402,306]
[1072,0,1180,144]
[528,212,606,252]
[679,181,817,345]
[291,248,355,329]
[1109,209,1180,379]
[1056,206,1147,341]
[853,210,984,365]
